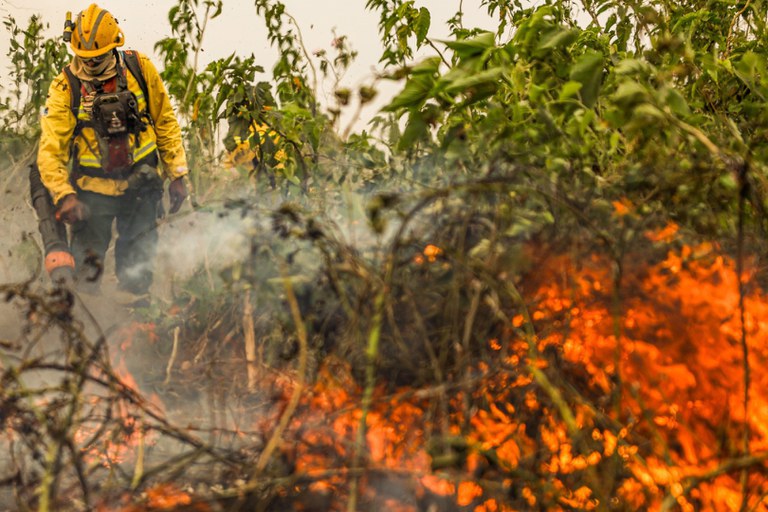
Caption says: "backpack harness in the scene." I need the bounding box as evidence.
[62,50,156,178]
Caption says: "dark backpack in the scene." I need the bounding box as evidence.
[62,50,150,136]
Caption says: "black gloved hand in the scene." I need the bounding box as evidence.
[168,177,188,214]
[56,194,89,224]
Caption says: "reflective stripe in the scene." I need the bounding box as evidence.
[76,9,108,51]
[77,141,157,168]
[133,140,157,161]
[79,156,101,167]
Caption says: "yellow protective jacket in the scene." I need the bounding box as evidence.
[38,51,188,205]
[224,122,286,170]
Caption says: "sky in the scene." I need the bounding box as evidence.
[0,0,496,132]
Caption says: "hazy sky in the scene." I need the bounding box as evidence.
[0,0,495,130]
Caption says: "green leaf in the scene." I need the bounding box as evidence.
[281,102,313,118]
[442,68,503,95]
[612,81,649,107]
[529,83,547,103]
[383,73,435,111]
[439,31,496,59]
[415,7,431,46]
[633,103,665,120]
[661,86,690,117]
[718,173,738,191]
[614,58,653,76]
[536,27,579,54]
[398,111,429,150]
[569,51,603,107]
[456,82,498,107]
[559,80,583,100]
[411,56,442,75]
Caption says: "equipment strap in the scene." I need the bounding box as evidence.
[123,50,149,117]
[62,50,151,134]
[62,65,83,131]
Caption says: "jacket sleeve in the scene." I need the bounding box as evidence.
[37,73,77,205]
[138,53,189,180]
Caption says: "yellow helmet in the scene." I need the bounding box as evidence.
[70,4,124,58]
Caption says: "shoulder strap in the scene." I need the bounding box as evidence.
[62,51,148,117]
[62,51,151,140]
[62,65,89,140]
[123,50,150,107]
[62,65,81,119]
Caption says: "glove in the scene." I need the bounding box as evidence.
[56,194,89,224]
[168,177,188,214]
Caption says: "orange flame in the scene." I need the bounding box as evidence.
[281,243,768,510]
[93,243,768,511]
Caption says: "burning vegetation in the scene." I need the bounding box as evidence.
[4,0,768,510]
[2,188,768,511]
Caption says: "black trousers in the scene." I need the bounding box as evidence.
[71,187,161,294]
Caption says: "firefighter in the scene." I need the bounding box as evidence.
[223,120,287,180]
[37,3,189,299]
[222,84,287,186]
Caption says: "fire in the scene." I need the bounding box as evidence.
[145,485,192,508]
[611,198,633,217]
[414,244,443,264]
[73,322,164,473]
[275,242,768,510]
[74,408,145,468]
[513,242,768,509]
[104,484,205,512]
[73,241,768,511]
